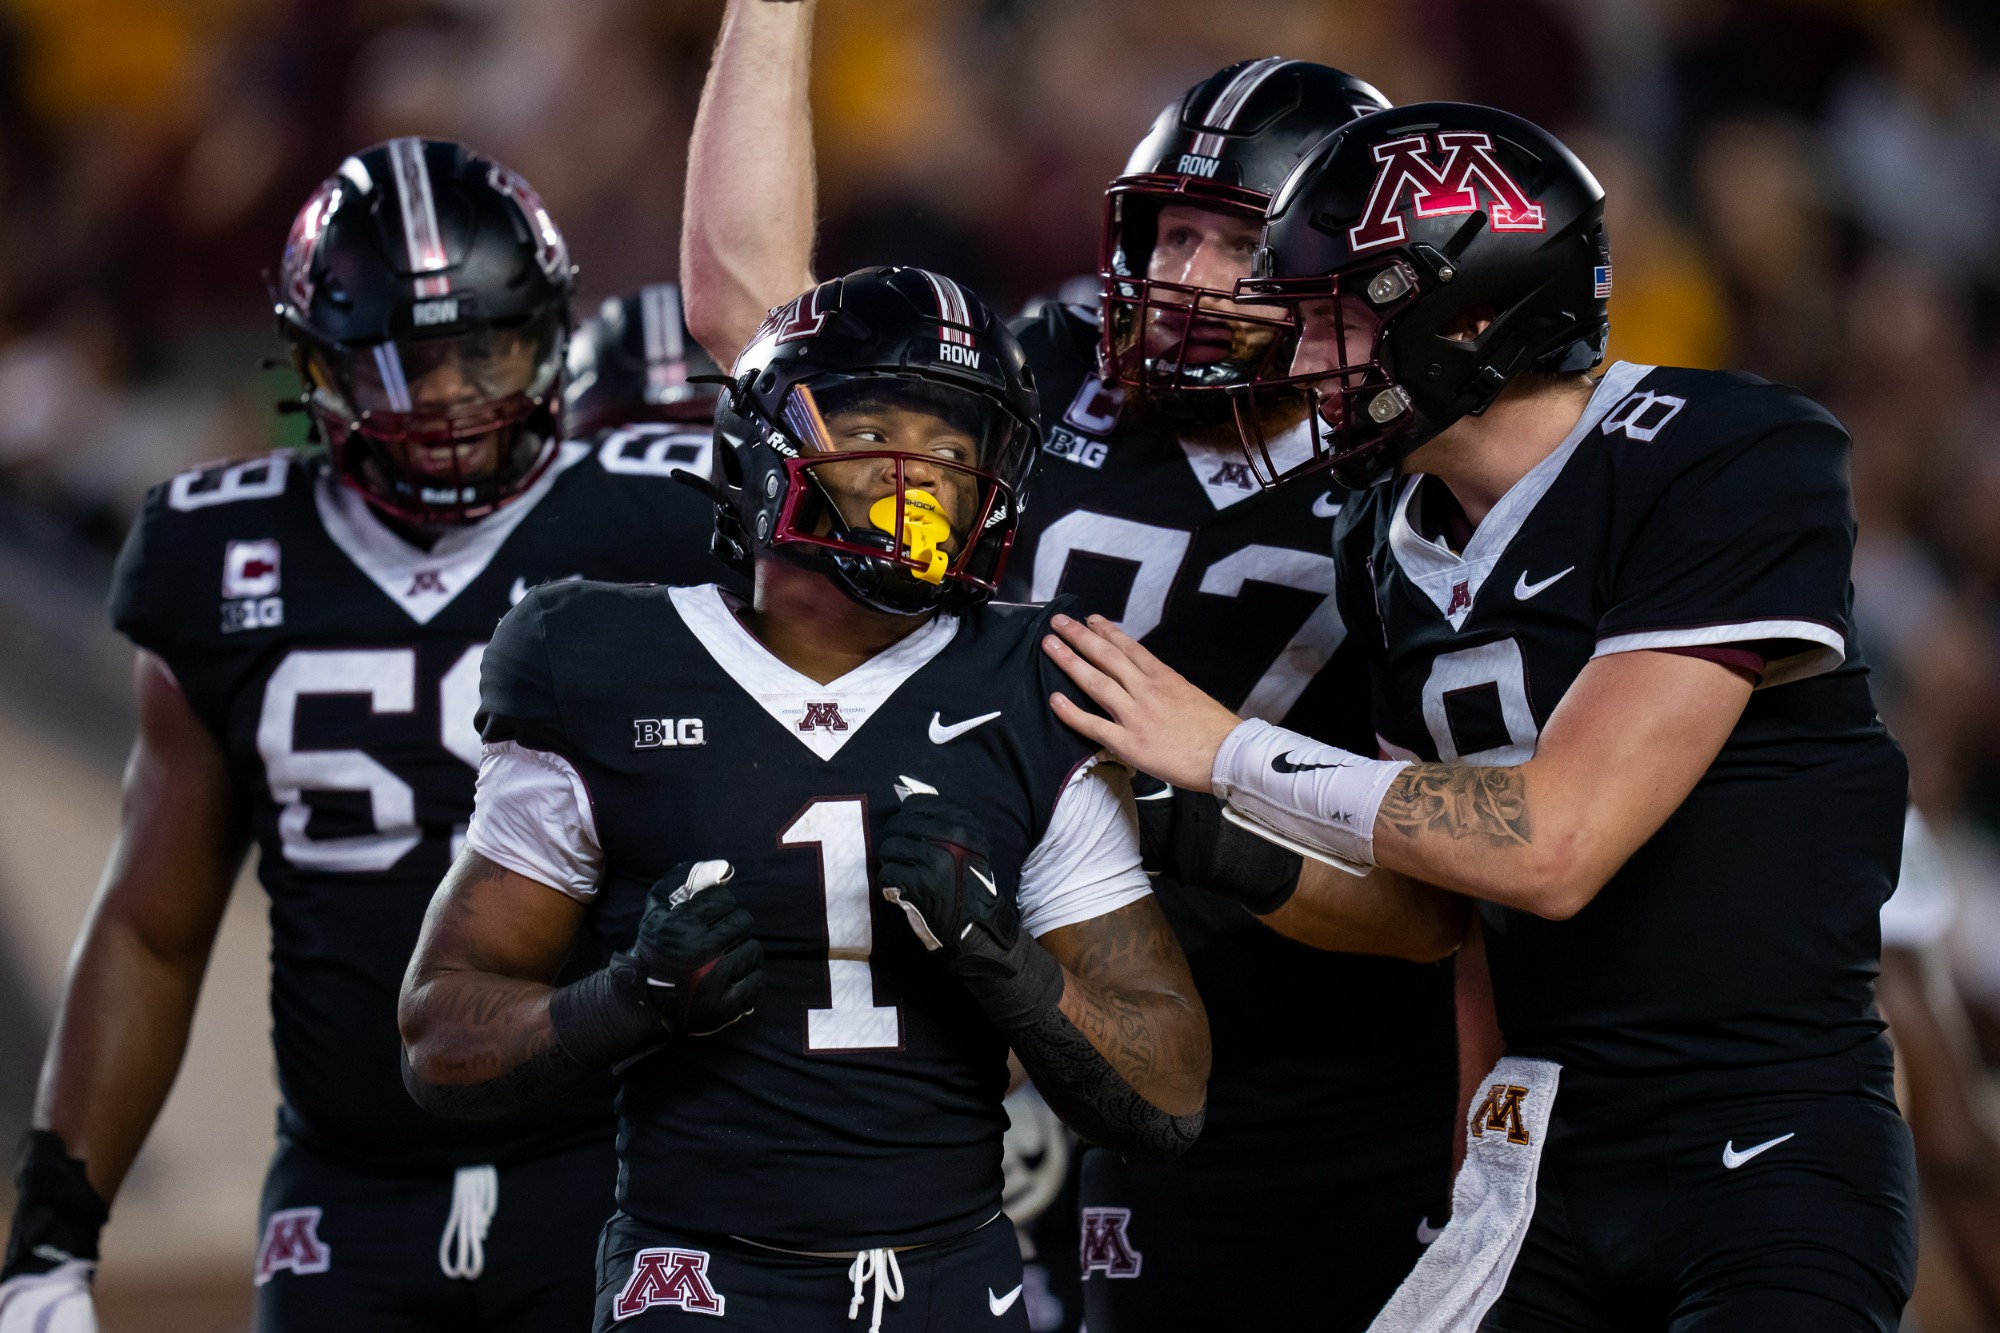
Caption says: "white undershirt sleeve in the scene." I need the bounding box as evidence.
[463,740,604,901]
[1017,759,1153,938]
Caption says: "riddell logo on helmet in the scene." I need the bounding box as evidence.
[1348,131,1545,253]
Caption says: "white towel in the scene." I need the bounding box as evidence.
[1369,1056,1562,1333]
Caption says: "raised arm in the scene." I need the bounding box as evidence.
[1043,613,1751,923]
[879,789,1209,1161]
[399,854,763,1118]
[681,0,821,368]
[4,651,248,1300]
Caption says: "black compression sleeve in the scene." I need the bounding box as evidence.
[1006,1010,1205,1163]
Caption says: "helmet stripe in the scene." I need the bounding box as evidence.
[1189,56,1292,157]
[920,270,976,348]
[386,138,450,280]
[640,283,685,368]
[371,342,413,413]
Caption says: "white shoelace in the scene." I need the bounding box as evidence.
[845,1247,905,1333]
[437,1164,499,1280]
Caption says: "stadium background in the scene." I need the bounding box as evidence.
[0,0,1995,1327]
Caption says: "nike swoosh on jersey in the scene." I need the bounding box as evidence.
[969,865,998,897]
[929,710,1002,744]
[1272,752,1350,774]
[1313,492,1342,518]
[1415,1216,1444,1245]
[989,1285,1023,1316]
[1721,1132,1795,1169]
[1512,566,1575,600]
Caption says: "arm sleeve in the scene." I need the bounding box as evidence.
[1017,760,1153,938]
[463,741,603,901]
[1595,412,1855,688]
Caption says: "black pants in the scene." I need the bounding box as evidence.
[1078,1117,1452,1333]
[253,1132,616,1333]
[1484,1050,1917,1332]
[593,1212,1025,1331]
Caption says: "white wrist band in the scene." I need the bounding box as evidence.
[1210,718,1409,870]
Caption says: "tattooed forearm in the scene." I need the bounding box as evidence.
[1008,1007,1205,1161]
[1379,763,1532,846]
[401,1031,589,1120]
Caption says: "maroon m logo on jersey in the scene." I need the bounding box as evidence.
[1447,580,1472,615]
[254,1207,331,1285]
[407,570,448,597]
[614,1247,726,1318]
[1080,1206,1144,1278]
[1348,131,1545,253]
[799,701,849,732]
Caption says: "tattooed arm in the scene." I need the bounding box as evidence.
[1028,899,1210,1160]
[1043,613,1752,923]
[398,852,591,1119]
[401,853,763,1119]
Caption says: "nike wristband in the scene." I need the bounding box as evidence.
[1210,719,1409,870]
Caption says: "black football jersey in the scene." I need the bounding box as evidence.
[1336,362,1908,1076]
[477,582,1103,1249]
[1007,303,1455,1156]
[107,425,743,1167]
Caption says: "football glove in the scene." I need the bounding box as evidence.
[1132,775,1303,916]
[628,860,765,1037]
[0,1132,103,1333]
[550,860,764,1068]
[880,793,1065,1030]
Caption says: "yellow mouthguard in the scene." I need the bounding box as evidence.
[868,488,953,584]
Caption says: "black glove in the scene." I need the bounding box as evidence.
[1132,775,1303,916]
[1,1131,106,1281]
[879,794,1065,1030]
[550,860,764,1068]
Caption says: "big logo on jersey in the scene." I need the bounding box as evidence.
[1080,1207,1144,1279]
[614,1247,726,1318]
[1348,132,1545,252]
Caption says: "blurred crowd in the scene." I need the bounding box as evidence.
[2,0,2000,1003]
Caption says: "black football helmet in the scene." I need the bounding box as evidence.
[1099,58,1389,404]
[1232,102,1610,488]
[711,267,1040,616]
[276,137,576,524]
[562,283,722,438]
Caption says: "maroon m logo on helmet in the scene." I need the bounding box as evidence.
[1080,1206,1144,1278]
[613,1247,726,1318]
[753,284,832,348]
[799,701,849,733]
[1348,132,1545,253]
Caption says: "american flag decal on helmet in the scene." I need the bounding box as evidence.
[1187,57,1293,159]
[387,138,451,298]
[920,270,977,349]
[1593,264,1613,298]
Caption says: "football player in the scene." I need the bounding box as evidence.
[0,140,739,1333]
[563,282,722,442]
[397,265,1212,1332]
[1044,103,1917,1330]
[680,6,1463,1328]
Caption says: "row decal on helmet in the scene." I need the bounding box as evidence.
[919,270,977,350]
[386,137,451,297]
[371,343,414,413]
[1349,132,1546,253]
[1188,57,1293,158]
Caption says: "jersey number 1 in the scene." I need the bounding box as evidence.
[782,798,902,1052]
